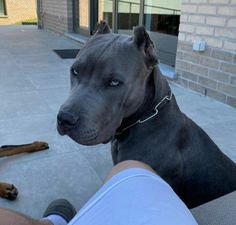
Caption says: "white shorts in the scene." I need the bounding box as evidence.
[68,168,198,225]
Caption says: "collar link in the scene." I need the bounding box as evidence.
[115,89,173,136]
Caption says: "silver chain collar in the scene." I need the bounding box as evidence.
[116,89,173,135]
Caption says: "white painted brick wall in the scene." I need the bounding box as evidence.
[198,5,217,14]
[196,26,214,35]
[42,0,70,33]
[206,17,226,26]
[177,1,236,107]
[188,15,205,24]
[218,6,236,16]
[215,28,236,39]
[178,33,186,41]
[182,0,191,3]
[178,0,236,51]
[179,24,195,33]
[190,0,207,3]
[208,0,230,4]
[181,4,198,13]
[206,37,223,48]
[228,19,236,28]
[180,14,188,22]
[224,41,236,51]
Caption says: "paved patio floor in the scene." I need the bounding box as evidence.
[0,25,235,219]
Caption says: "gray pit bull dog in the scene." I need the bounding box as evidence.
[57,21,236,208]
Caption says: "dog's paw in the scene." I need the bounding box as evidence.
[0,183,18,200]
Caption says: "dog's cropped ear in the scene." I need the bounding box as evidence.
[133,26,159,69]
[94,20,111,35]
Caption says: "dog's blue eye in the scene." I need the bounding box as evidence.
[71,68,78,76]
[109,79,121,87]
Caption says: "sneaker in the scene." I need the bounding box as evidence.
[43,199,77,222]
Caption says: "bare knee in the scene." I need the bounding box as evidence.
[105,160,156,182]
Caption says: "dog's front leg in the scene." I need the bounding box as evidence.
[0,182,18,200]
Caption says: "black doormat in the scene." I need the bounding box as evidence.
[22,22,37,25]
[53,49,80,59]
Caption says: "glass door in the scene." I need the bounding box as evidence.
[79,0,90,30]
[73,0,181,66]
[143,0,181,66]
[74,0,112,35]
[0,0,6,15]
[98,0,113,29]
[75,0,90,35]
[117,0,140,35]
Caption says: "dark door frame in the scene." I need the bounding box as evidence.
[73,0,144,35]
[72,0,180,66]
[113,0,143,33]
[90,0,98,34]
[0,0,7,16]
[73,0,98,35]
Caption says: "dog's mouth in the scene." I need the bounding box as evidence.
[57,122,113,145]
[57,123,67,136]
[68,129,99,145]
[102,136,113,144]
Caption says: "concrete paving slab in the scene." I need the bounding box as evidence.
[36,87,70,112]
[27,71,70,90]
[0,25,235,220]
[80,144,113,181]
[0,117,56,144]
[175,90,236,126]
[201,120,236,161]
[0,73,35,94]
[0,91,52,121]
[15,53,61,65]
[0,152,103,218]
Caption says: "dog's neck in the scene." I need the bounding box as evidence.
[115,66,172,136]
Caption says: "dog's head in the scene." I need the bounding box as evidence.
[57,21,158,145]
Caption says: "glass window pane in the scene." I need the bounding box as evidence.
[79,0,89,30]
[0,0,5,15]
[99,0,113,29]
[144,0,181,66]
[118,0,140,35]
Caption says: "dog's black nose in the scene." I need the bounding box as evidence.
[57,111,78,130]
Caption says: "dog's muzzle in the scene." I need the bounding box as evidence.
[57,111,78,135]
[57,111,99,145]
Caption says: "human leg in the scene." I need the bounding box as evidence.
[104,160,156,182]
[0,207,52,225]
[0,161,152,225]
[68,160,198,225]
[0,199,76,225]
[0,160,198,225]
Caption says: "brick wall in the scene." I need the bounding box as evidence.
[176,0,236,107]
[0,0,37,25]
[41,0,73,33]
